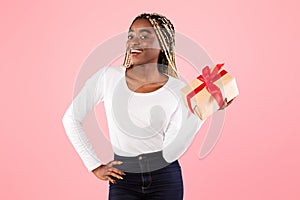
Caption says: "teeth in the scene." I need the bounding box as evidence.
[131,49,142,53]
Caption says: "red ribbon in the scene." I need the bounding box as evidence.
[186,63,228,114]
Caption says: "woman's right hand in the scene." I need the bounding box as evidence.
[92,160,126,184]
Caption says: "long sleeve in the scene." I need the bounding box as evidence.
[162,92,206,163]
[62,67,107,172]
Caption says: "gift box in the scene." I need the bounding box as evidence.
[180,63,239,120]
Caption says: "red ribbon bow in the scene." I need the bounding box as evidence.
[186,63,228,114]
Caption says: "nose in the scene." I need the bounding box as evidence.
[127,35,140,46]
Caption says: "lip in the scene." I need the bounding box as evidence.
[129,48,143,54]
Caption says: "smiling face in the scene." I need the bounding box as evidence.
[126,18,162,66]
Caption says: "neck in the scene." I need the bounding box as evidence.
[127,63,164,82]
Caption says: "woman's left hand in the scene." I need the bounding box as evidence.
[219,98,234,110]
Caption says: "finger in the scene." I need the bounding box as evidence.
[223,98,228,106]
[97,175,108,181]
[108,167,126,176]
[108,160,123,167]
[106,171,124,180]
[219,98,228,110]
[107,176,116,184]
[227,99,234,106]
[219,104,225,110]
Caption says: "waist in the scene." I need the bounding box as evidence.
[113,150,174,173]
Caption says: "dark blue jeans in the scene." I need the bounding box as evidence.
[108,151,184,200]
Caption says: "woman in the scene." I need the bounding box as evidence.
[62,13,228,199]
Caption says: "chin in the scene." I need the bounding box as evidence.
[130,60,146,66]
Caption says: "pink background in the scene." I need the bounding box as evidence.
[1,0,299,199]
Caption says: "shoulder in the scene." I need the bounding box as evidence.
[84,66,124,90]
[167,74,186,86]
[166,75,187,93]
[90,66,125,85]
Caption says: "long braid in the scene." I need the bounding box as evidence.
[123,13,179,79]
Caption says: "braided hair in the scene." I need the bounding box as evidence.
[123,13,179,78]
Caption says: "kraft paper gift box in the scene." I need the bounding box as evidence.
[180,63,239,120]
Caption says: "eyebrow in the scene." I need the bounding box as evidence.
[128,28,152,34]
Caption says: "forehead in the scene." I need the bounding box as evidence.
[129,18,154,32]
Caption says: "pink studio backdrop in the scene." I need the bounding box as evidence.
[1,0,299,200]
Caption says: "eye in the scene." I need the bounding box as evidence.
[127,34,134,40]
[140,35,148,40]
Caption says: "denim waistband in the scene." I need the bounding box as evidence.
[113,150,172,173]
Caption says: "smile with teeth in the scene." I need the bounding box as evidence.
[130,49,143,54]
